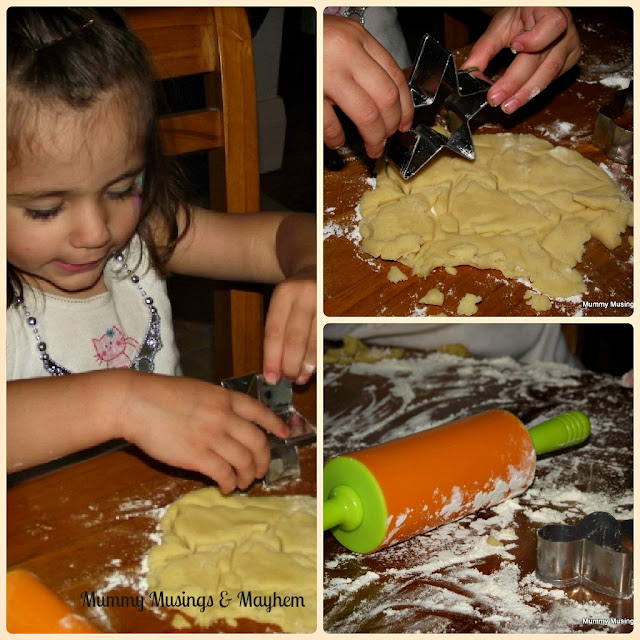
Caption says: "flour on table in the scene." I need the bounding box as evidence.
[324,353,632,633]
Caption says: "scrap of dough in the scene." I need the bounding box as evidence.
[359,133,632,298]
[437,343,469,357]
[523,289,552,311]
[324,336,404,364]
[445,266,458,275]
[146,487,316,633]
[388,265,408,283]
[629,236,634,247]
[419,288,444,306]
[457,293,481,316]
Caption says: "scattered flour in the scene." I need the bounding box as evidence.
[324,353,632,633]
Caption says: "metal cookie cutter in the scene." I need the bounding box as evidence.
[386,33,492,179]
[592,81,633,164]
[536,512,633,598]
[221,373,316,485]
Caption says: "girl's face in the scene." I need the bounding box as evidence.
[7,92,146,299]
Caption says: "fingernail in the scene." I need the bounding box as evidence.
[501,98,519,115]
[489,91,505,108]
[510,41,523,53]
[295,372,310,385]
[264,371,278,385]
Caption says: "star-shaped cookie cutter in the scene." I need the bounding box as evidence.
[536,511,633,599]
[221,373,316,486]
[386,33,491,179]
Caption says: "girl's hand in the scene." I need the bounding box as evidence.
[324,14,414,158]
[121,373,289,493]
[462,7,581,114]
[262,265,316,386]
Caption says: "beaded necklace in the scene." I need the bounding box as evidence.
[15,250,162,375]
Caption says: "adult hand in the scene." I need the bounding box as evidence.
[462,7,581,114]
[324,14,413,158]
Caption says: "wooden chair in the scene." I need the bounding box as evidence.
[124,7,264,380]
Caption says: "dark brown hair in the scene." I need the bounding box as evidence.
[7,7,190,305]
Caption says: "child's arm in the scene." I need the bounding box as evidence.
[8,370,289,492]
[165,207,316,384]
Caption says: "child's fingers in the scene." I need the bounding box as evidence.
[192,449,238,494]
[224,417,272,480]
[263,299,289,384]
[324,99,347,150]
[330,81,390,159]
[279,307,315,382]
[231,391,290,439]
[207,431,259,490]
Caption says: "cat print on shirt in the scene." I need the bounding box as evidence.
[93,326,140,369]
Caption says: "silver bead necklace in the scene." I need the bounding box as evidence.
[15,251,162,376]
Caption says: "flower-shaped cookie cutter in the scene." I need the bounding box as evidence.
[536,511,633,598]
[221,373,316,485]
[385,33,491,179]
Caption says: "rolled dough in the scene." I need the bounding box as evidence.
[146,487,316,632]
[359,133,632,298]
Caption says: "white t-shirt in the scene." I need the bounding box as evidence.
[7,235,181,381]
[324,323,580,367]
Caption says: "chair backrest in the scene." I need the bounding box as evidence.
[125,7,265,379]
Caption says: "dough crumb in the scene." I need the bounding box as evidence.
[388,265,408,283]
[629,235,634,247]
[437,343,469,357]
[499,526,518,540]
[172,613,192,630]
[523,290,552,311]
[457,293,482,316]
[486,534,504,547]
[324,336,404,364]
[419,288,444,306]
[445,266,458,276]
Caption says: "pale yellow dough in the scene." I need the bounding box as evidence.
[523,290,552,311]
[419,288,444,306]
[387,265,408,283]
[359,133,633,298]
[146,487,316,633]
[457,293,481,316]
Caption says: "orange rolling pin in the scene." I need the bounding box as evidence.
[324,409,590,553]
[7,569,99,633]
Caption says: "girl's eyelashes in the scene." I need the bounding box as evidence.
[107,174,144,201]
[25,204,64,220]
[22,178,142,219]
[107,182,137,200]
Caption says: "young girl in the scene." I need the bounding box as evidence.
[7,8,316,494]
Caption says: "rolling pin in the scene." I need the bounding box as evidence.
[324,409,590,553]
[7,569,98,633]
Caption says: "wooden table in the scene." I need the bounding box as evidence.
[323,351,633,633]
[324,9,633,317]
[7,384,316,633]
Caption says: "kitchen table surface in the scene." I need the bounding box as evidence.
[7,383,317,633]
[324,8,633,317]
[323,350,633,633]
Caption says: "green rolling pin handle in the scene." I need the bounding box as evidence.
[528,410,591,456]
[323,484,364,531]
